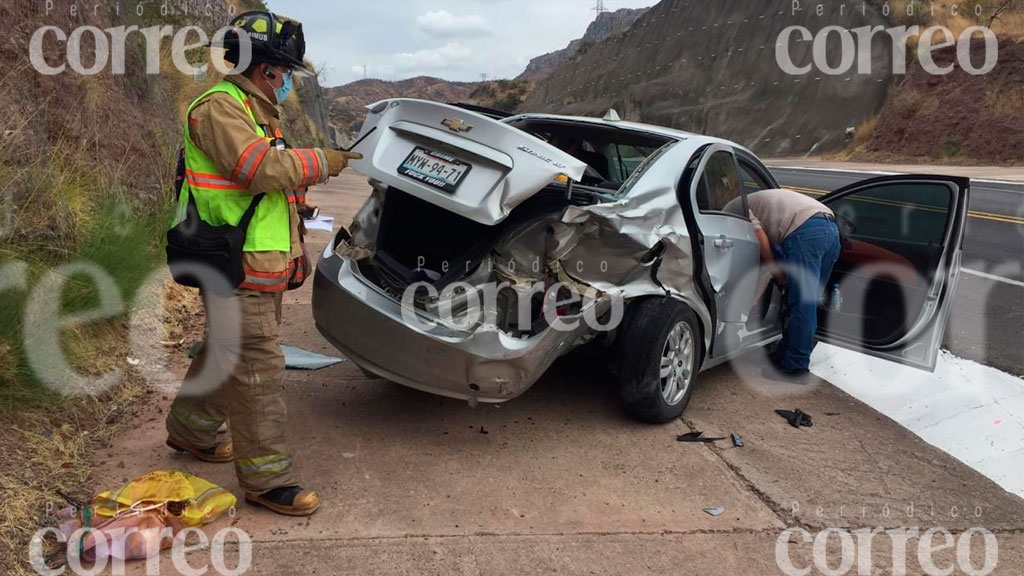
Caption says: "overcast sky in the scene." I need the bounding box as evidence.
[265,0,654,87]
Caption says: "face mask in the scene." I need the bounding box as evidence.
[274,70,294,105]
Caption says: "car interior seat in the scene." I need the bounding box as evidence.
[577,151,610,181]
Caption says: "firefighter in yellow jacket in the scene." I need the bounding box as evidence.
[166,11,359,517]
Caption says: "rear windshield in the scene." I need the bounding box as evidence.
[505,119,676,192]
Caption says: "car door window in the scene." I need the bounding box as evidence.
[828,183,952,279]
[815,176,968,371]
[738,161,771,193]
[696,151,745,217]
[822,182,955,347]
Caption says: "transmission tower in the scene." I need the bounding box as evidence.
[592,0,608,16]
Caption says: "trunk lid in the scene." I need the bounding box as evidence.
[347,99,587,226]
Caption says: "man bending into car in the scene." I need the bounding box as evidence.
[745,189,842,380]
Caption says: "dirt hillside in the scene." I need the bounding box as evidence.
[523,0,893,157]
[856,37,1024,165]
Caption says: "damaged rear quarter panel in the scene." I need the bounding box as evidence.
[549,142,714,356]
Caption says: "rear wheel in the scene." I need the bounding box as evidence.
[616,299,702,424]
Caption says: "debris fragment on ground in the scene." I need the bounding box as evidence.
[775,409,814,428]
[677,432,726,444]
[281,345,347,371]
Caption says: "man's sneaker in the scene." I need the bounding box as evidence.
[166,437,234,463]
[245,486,320,517]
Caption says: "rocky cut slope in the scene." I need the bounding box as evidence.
[523,0,893,156]
[517,7,650,81]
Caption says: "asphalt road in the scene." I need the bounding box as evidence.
[770,166,1024,376]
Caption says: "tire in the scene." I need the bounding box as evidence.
[615,298,703,424]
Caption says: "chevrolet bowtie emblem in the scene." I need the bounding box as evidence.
[442,118,473,133]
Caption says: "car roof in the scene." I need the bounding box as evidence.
[503,112,755,156]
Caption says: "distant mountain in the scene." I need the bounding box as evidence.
[516,8,650,81]
[326,76,482,137]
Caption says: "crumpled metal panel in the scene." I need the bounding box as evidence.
[547,183,713,351]
[349,181,386,251]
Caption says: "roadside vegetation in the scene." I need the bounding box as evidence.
[0,0,329,573]
[469,79,534,113]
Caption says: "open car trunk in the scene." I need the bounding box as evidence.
[353,184,599,338]
[370,185,593,288]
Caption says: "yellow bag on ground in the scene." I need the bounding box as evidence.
[93,470,236,527]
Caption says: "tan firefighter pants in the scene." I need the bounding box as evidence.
[166,289,296,493]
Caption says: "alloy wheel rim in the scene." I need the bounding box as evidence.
[660,321,694,406]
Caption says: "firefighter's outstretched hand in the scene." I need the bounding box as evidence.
[325,150,363,177]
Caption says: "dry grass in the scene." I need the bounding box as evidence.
[0,372,153,576]
[0,280,199,575]
[852,114,880,148]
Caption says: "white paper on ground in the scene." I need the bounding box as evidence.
[810,345,1024,498]
[304,215,335,233]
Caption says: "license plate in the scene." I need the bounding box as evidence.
[397,147,472,194]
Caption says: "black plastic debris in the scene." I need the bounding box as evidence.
[776,409,813,428]
[677,432,727,444]
[731,434,744,448]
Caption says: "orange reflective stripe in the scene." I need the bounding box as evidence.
[290,257,309,282]
[186,169,246,191]
[232,139,272,186]
[247,268,292,278]
[239,280,288,292]
[294,149,321,188]
[293,149,312,187]
[186,169,229,180]
[240,267,289,292]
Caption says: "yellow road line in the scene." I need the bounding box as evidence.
[786,186,1024,225]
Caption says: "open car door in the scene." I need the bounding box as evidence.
[347,99,586,226]
[817,175,970,371]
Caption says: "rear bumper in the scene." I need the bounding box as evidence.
[312,255,589,402]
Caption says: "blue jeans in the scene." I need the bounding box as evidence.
[775,217,841,373]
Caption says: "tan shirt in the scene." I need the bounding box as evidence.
[745,189,834,246]
[188,75,329,274]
